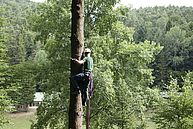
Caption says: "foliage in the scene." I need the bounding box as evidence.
[125,6,193,88]
[89,33,162,128]
[1,0,37,64]
[153,72,193,129]
[29,0,123,128]
[3,0,193,128]
[8,62,36,107]
[27,0,165,128]
[0,89,10,127]
[0,13,11,127]
[1,0,39,112]
[31,92,68,129]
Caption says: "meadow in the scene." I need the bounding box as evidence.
[1,108,157,129]
[2,107,36,129]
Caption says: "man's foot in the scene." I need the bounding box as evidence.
[82,102,87,107]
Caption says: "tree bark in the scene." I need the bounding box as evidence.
[69,0,84,129]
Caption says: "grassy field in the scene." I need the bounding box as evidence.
[1,107,157,129]
[1,107,36,129]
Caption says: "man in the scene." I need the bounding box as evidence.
[71,48,93,106]
[72,48,93,72]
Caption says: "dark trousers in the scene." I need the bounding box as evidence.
[71,72,92,105]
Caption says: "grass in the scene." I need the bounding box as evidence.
[1,108,36,129]
[1,108,157,129]
[2,115,35,129]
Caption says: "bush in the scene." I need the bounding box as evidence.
[153,72,193,129]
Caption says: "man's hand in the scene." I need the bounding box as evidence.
[71,58,78,62]
[71,58,84,64]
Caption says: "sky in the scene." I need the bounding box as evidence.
[31,0,193,9]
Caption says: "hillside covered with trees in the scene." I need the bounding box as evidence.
[1,0,193,129]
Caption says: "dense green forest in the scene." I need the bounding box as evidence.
[1,0,193,128]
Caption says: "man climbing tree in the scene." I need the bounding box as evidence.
[69,0,84,128]
[71,48,93,106]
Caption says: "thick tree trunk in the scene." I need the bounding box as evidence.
[69,0,84,129]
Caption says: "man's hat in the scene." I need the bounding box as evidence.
[84,48,91,53]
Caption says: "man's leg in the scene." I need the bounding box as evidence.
[70,73,84,92]
[82,74,90,106]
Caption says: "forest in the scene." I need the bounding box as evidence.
[1,0,193,129]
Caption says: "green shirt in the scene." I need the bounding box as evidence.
[83,57,93,72]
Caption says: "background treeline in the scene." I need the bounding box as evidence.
[0,0,38,122]
[1,0,193,128]
[125,6,193,88]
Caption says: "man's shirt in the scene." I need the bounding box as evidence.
[83,57,93,72]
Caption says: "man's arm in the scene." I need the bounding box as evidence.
[71,58,85,64]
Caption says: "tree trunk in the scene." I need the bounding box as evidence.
[69,0,84,129]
